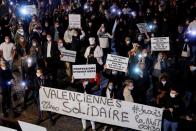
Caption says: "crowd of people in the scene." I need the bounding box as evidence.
[0,0,196,131]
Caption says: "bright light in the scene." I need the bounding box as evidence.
[149,24,153,29]
[117,10,122,15]
[7,81,11,85]
[21,81,26,87]
[138,54,142,58]
[134,66,140,74]
[27,57,32,64]
[112,8,116,13]
[84,4,88,10]
[20,7,28,15]
[131,11,136,17]
[10,1,13,5]
[188,30,196,36]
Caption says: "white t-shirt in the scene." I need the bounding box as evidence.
[0,42,16,61]
[47,42,52,58]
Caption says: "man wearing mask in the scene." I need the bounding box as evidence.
[119,36,132,57]
[84,37,103,69]
[162,88,184,131]
[43,34,60,86]
[0,60,14,117]
[0,36,16,70]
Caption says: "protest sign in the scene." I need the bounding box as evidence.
[60,49,76,63]
[72,64,96,79]
[18,121,47,131]
[0,126,16,131]
[151,37,170,51]
[40,87,163,131]
[22,5,37,15]
[136,23,149,33]
[105,54,129,72]
[69,14,81,28]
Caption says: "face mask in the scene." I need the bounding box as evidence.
[32,42,36,46]
[5,39,9,43]
[32,19,36,22]
[161,81,167,85]
[36,73,41,77]
[20,39,24,42]
[83,81,89,86]
[170,93,176,98]
[1,67,6,70]
[126,41,130,45]
[108,84,113,90]
[190,66,196,72]
[138,36,142,41]
[128,86,134,90]
[101,28,105,32]
[112,70,117,75]
[59,43,63,47]
[143,53,147,57]
[47,38,51,41]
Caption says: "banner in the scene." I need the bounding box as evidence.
[151,37,170,51]
[22,5,37,15]
[0,126,16,131]
[18,121,47,131]
[69,14,81,28]
[40,87,163,131]
[60,49,76,63]
[105,54,129,72]
[72,64,96,79]
[136,23,149,33]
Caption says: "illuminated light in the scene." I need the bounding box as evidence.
[138,54,142,58]
[134,66,140,74]
[112,8,117,13]
[21,81,26,87]
[149,24,153,30]
[117,10,122,15]
[84,4,88,10]
[131,11,136,17]
[10,1,13,5]
[20,7,28,15]
[27,57,32,64]
[191,31,196,36]
[7,81,12,85]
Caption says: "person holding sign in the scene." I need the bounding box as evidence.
[84,37,104,72]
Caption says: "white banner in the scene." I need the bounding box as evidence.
[136,23,149,33]
[105,54,129,72]
[40,87,163,131]
[18,121,47,131]
[69,14,81,28]
[151,37,170,51]
[72,64,96,79]
[0,126,16,131]
[22,5,37,15]
[60,49,76,63]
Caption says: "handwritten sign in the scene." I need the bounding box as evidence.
[136,23,149,33]
[22,5,37,15]
[105,54,129,72]
[72,64,96,79]
[60,49,76,63]
[0,126,16,131]
[40,87,163,131]
[18,121,47,131]
[151,37,170,51]
[69,14,81,28]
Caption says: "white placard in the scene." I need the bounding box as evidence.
[151,37,170,51]
[136,23,149,33]
[22,5,37,15]
[40,87,163,131]
[69,14,81,28]
[0,126,16,131]
[72,64,96,79]
[60,49,76,63]
[105,54,129,72]
[18,121,47,131]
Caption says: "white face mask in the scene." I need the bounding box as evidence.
[170,93,176,98]
[36,73,41,77]
[128,86,134,90]
[143,53,147,57]
[83,81,89,86]
[47,38,51,41]
[161,80,167,85]
[1,66,6,70]
[59,43,63,47]
[108,84,113,90]
[126,41,131,45]
[112,70,117,75]
[32,42,36,46]
[5,39,9,43]
[190,66,196,72]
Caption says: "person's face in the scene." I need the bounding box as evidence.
[5,37,10,43]
[170,90,178,98]
[127,82,134,90]
[47,35,52,41]
[177,26,183,33]
[36,70,43,77]
[58,40,63,47]
[20,37,25,42]
[140,63,145,70]
[45,22,49,27]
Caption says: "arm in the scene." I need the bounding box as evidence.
[80,30,85,40]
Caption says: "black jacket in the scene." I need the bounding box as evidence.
[43,41,60,59]
[0,68,14,88]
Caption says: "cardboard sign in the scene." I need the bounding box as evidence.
[0,126,17,131]
[105,54,129,72]
[22,5,37,15]
[18,121,47,131]
[69,14,81,28]
[151,37,170,51]
[136,23,149,33]
[72,64,96,79]
[60,49,76,63]
[40,87,163,131]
